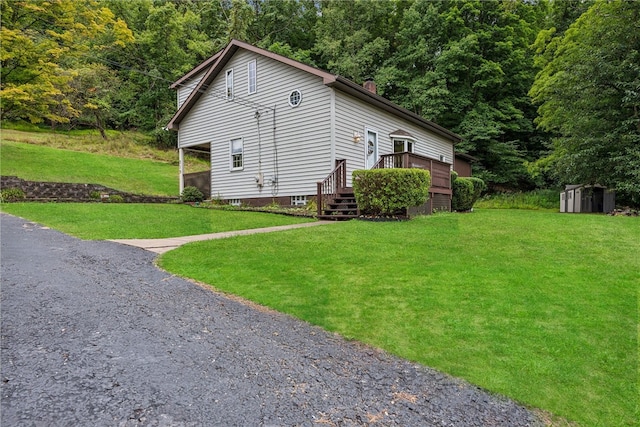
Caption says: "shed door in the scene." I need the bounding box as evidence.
[365,129,378,169]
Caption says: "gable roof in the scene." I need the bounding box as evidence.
[167,39,462,143]
[170,51,222,90]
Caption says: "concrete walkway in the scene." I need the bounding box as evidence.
[110,220,335,254]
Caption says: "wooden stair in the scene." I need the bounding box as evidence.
[318,189,359,220]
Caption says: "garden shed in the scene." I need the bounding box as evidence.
[560,184,615,213]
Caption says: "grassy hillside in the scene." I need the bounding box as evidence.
[0,128,208,196]
[1,141,179,196]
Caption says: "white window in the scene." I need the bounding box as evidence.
[230,138,243,170]
[228,198,241,206]
[288,89,302,107]
[226,69,234,100]
[291,195,307,206]
[393,138,414,153]
[247,60,256,94]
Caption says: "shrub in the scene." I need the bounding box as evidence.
[452,175,486,211]
[181,186,204,203]
[305,197,317,213]
[0,188,26,203]
[452,178,475,211]
[107,194,125,203]
[89,190,101,200]
[468,177,487,200]
[353,168,431,216]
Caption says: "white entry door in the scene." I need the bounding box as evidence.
[365,129,378,169]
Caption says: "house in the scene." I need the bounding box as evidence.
[560,184,615,213]
[168,40,462,217]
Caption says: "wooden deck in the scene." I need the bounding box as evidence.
[317,153,452,220]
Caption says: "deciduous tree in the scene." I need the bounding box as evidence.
[0,0,133,124]
[376,0,544,189]
[530,0,640,205]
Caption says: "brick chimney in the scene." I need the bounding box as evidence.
[363,78,376,94]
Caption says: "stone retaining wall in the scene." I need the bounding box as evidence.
[1,176,177,203]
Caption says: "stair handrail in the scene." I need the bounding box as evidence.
[317,159,347,217]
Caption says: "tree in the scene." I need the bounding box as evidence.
[0,0,133,125]
[313,0,407,83]
[530,1,640,206]
[66,64,121,138]
[248,0,319,53]
[376,0,545,190]
[103,0,221,145]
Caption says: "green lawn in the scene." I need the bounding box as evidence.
[0,203,313,239]
[0,140,179,196]
[158,210,638,427]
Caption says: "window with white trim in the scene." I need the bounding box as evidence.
[230,138,243,170]
[247,60,256,94]
[288,89,302,107]
[228,199,241,206]
[393,138,414,153]
[392,138,414,168]
[226,69,234,100]
[291,195,307,206]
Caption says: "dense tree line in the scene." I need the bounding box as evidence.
[1,0,638,203]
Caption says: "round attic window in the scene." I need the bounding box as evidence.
[288,89,302,107]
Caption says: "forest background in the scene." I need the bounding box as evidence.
[1,0,638,205]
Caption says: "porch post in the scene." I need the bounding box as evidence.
[179,148,185,194]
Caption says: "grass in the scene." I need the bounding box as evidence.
[475,189,560,210]
[0,125,209,172]
[1,125,635,424]
[0,203,313,240]
[157,210,638,426]
[0,141,182,196]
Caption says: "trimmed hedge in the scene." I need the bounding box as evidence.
[353,168,431,216]
[468,177,487,201]
[451,172,487,211]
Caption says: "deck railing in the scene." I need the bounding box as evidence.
[317,159,347,217]
[372,152,452,194]
[317,153,452,217]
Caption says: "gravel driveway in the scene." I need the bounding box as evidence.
[1,213,543,426]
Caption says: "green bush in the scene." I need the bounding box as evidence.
[468,177,487,200]
[107,194,125,203]
[0,188,26,203]
[452,174,486,211]
[181,186,204,203]
[353,168,431,216]
[452,178,474,211]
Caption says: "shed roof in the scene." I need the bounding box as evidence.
[167,39,462,143]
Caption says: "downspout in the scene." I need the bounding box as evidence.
[329,88,336,170]
[178,147,185,194]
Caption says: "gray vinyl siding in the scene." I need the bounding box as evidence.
[334,92,455,187]
[177,49,332,199]
[177,71,205,108]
